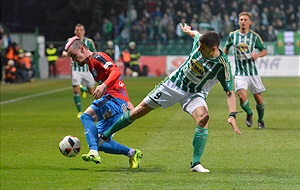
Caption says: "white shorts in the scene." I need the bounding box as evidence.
[143,79,208,114]
[235,75,266,94]
[72,71,95,88]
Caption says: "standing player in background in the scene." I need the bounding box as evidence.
[62,23,97,118]
[64,36,143,168]
[98,23,241,172]
[224,12,268,129]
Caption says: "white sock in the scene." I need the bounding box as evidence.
[127,149,136,157]
[89,149,99,156]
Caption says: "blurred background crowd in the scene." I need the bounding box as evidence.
[1,0,299,83]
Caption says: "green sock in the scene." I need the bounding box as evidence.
[256,103,265,122]
[241,100,253,115]
[103,111,134,138]
[192,127,208,165]
[81,86,87,92]
[74,94,81,112]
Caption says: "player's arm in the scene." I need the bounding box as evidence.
[226,90,242,135]
[218,63,241,135]
[180,23,200,38]
[223,34,232,55]
[251,49,267,61]
[252,35,268,60]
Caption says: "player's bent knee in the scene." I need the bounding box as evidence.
[197,113,209,127]
[80,113,93,123]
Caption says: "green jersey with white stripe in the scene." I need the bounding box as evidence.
[169,34,234,97]
[224,29,266,76]
[68,37,97,72]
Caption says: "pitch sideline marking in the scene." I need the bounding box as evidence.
[0,87,71,105]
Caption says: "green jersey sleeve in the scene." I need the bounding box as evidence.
[254,34,267,51]
[217,54,234,92]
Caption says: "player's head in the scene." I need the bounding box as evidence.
[238,12,252,30]
[65,36,89,66]
[74,23,86,39]
[198,31,220,58]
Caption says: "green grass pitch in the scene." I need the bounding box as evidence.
[0,77,299,189]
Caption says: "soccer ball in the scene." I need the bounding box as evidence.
[59,135,81,157]
[131,71,139,78]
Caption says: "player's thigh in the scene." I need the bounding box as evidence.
[249,75,266,94]
[234,76,249,92]
[181,95,208,115]
[96,113,123,134]
[144,79,183,109]
[72,71,82,86]
[82,72,95,88]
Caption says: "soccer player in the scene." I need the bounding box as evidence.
[62,23,96,119]
[223,12,267,129]
[98,23,242,172]
[64,36,143,168]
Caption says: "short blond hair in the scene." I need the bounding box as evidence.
[238,12,251,20]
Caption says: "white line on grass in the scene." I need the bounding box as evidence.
[0,87,71,105]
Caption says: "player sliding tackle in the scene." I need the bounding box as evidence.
[98,23,242,172]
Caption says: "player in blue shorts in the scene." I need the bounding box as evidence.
[80,95,141,168]
[65,37,142,168]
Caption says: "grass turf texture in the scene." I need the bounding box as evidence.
[0,77,299,190]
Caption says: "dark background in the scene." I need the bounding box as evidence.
[1,0,128,41]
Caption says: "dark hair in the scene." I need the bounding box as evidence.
[199,31,220,48]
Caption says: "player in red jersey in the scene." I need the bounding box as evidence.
[64,36,143,168]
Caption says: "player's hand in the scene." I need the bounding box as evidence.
[228,116,242,135]
[93,84,107,99]
[251,53,259,61]
[180,23,191,33]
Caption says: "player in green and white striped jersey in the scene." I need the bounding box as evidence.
[224,12,268,129]
[62,23,97,118]
[98,23,242,172]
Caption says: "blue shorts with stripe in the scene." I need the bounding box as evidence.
[90,95,128,134]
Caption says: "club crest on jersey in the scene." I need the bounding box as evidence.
[190,59,204,76]
[237,43,249,52]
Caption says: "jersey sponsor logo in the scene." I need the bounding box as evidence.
[237,43,252,60]
[183,66,202,84]
[103,61,113,69]
[118,81,125,87]
[190,59,205,76]
[237,43,248,52]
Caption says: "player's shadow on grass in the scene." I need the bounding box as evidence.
[95,167,164,173]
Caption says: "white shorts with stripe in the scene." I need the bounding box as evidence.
[234,75,266,94]
[143,79,207,115]
[72,71,95,88]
